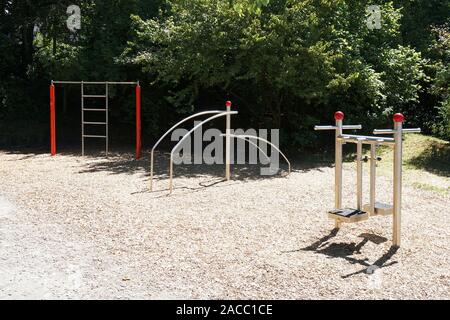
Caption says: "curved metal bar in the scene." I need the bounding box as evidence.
[152,111,226,153]
[150,110,226,191]
[240,137,270,162]
[223,134,291,176]
[168,111,238,193]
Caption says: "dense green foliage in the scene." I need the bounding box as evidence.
[429,25,450,140]
[0,0,449,150]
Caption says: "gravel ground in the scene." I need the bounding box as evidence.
[0,149,449,299]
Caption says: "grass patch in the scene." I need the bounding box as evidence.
[406,135,450,177]
[334,134,449,196]
[355,134,450,177]
[412,182,449,195]
[306,134,449,198]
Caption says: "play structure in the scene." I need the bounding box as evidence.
[315,112,421,247]
[150,101,291,193]
[50,80,142,159]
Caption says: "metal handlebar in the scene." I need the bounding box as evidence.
[342,134,394,141]
[314,125,362,131]
[373,128,421,135]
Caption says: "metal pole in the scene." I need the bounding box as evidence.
[50,81,56,156]
[81,81,84,156]
[52,81,139,85]
[150,151,154,191]
[356,139,363,210]
[169,154,173,193]
[334,111,344,228]
[393,113,404,247]
[53,81,84,84]
[136,83,142,160]
[225,101,232,181]
[369,144,377,215]
[106,82,109,156]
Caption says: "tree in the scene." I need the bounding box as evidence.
[430,25,450,140]
[122,0,427,149]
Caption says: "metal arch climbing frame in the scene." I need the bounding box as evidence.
[149,110,228,191]
[221,134,292,175]
[50,80,141,159]
[168,111,238,193]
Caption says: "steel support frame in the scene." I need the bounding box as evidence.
[50,80,141,159]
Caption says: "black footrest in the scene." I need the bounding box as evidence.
[327,208,369,223]
[328,208,367,217]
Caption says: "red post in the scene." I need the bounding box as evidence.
[136,83,142,159]
[50,83,56,156]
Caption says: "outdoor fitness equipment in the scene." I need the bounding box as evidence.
[150,101,291,193]
[50,80,142,159]
[314,111,421,247]
[221,134,291,175]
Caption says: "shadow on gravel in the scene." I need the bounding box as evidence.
[1,147,49,160]
[1,148,332,192]
[74,150,329,181]
[139,180,244,198]
[285,229,399,278]
[1,143,389,178]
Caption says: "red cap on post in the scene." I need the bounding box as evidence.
[226,101,232,108]
[393,113,404,123]
[334,111,344,121]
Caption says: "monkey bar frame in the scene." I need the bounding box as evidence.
[50,80,141,159]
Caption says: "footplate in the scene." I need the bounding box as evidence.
[328,208,369,223]
[363,202,393,216]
